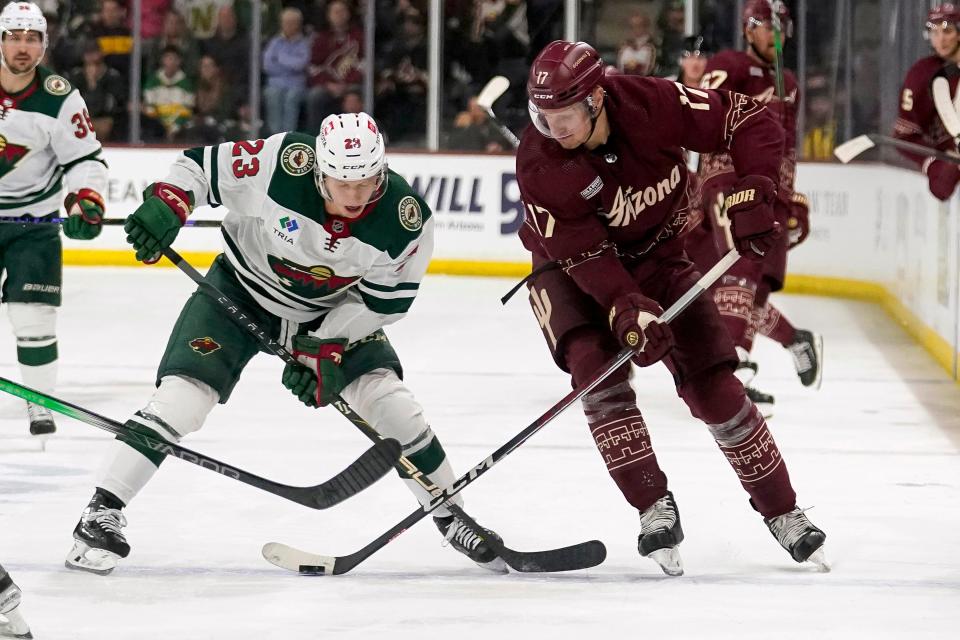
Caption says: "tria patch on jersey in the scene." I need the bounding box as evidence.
[580,175,603,200]
[749,66,763,77]
[281,143,315,176]
[0,134,30,179]
[398,195,422,231]
[43,75,71,96]
[188,336,221,355]
[267,255,360,298]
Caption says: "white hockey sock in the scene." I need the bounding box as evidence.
[96,439,160,506]
[401,457,463,519]
[8,303,58,394]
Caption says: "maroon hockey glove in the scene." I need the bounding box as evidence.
[609,293,675,367]
[925,159,960,201]
[282,336,347,407]
[787,192,810,249]
[725,175,781,261]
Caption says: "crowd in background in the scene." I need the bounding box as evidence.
[32,0,859,159]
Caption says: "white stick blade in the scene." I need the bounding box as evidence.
[833,135,876,164]
[932,76,960,140]
[262,542,336,575]
[477,76,510,110]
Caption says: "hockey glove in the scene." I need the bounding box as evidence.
[725,175,781,261]
[282,335,347,408]
[787,192,810,249]
[124,182,193,263]
[924,159,960,201]
[609,292,675,367]
[62,188,105,240]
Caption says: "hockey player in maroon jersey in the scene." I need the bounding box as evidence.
[691,0,822,414]
[893,4,960,201]
[517,39,828,575]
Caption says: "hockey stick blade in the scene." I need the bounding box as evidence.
[476,75,509,110]
[834,133,960,165]
[932,76,960,144]
[261,249,739,575]
[0,377,401,510]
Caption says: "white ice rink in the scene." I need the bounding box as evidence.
[0,266,958,639]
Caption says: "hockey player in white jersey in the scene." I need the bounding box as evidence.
[0,2,108,439]
[66,111,506,575]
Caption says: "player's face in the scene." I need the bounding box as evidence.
[536,102,593,148]
[929,24,960,59]
[1,30,43,73]
[324,175,381,217]
[679,53,708,86]
[746,21,787,63]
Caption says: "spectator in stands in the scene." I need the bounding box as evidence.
[201,5,249,96]
[142,0,173,43]
[447,95,510,152]
[656,0,686,79]
[177,54,242,144]
[87,0,133,77]
[68,43,127,142]
[43,10,81,74]
[142,45,196,141]
[342,89,363,114]
[175,0,225,43]
[802,72,837,161]
[375,13,429,144]
[146,10,200,77]
[305,0,364,133]
[617,11,657,76]
[262,7,310,134]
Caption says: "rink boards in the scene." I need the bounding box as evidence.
[62,148,960,381]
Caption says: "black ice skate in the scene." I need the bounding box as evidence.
[0,566,32,639]
[765,507,829,571]
[745,386,775,418]
[66,490,131,575]
[638,491,684,576]
[26,402,55,438]
[786,329,823,389]
[434,515,508,573]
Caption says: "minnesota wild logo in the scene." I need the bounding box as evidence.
[0,135,29,179]
[267,255,360,298]
[188,336,221,355]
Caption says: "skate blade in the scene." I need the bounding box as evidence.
[476,556,509,574]
[0,608,33,639]
[648,547,684,576]
[31,434,49,453]
[805,546,831,572]
[65,541,120,576]
[809,334,824,390]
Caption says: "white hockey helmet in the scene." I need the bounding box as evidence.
[315,112,388,203]
[0,2,47,73]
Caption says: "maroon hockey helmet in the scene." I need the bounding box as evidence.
[927,4,960,29]
[742,0,793,37]
[527,40,605,110]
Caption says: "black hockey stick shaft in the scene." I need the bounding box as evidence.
[0,216,221,227]
[162,247,605,572]
[0,377,400,509]
[264,248,741,574]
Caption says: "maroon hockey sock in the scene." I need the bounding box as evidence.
[583,381,668,512]
[714,276,755,352]
[757,302,796,347]
[709,399,797,518]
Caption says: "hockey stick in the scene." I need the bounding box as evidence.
[932,76,960,147]
[0,216,220,227]
[476,75,520,149]
[161,247,606,573]
[261,248,741,575]
[0,377,401,510]
[767,1,787,101]
[833,133,960,164]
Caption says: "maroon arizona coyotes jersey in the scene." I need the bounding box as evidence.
[516,75,784,310]
[698,49,799,201]
[893,55,959,169]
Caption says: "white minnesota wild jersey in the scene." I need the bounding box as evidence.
[0,66,107,217]
[164,132,434,343]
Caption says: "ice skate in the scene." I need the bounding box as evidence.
[786,329,823,389]
[66,491,131,575]
[765,507,829,571]
[26,402,55,450]
[638,491,684,576]
[745,386,775,418]
[0,568,32,639]
[435,515,508,573]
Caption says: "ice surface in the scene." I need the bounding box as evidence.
[0,268,957,639]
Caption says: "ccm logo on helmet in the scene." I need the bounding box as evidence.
[342,164,366,170]
[533,93,552,99]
